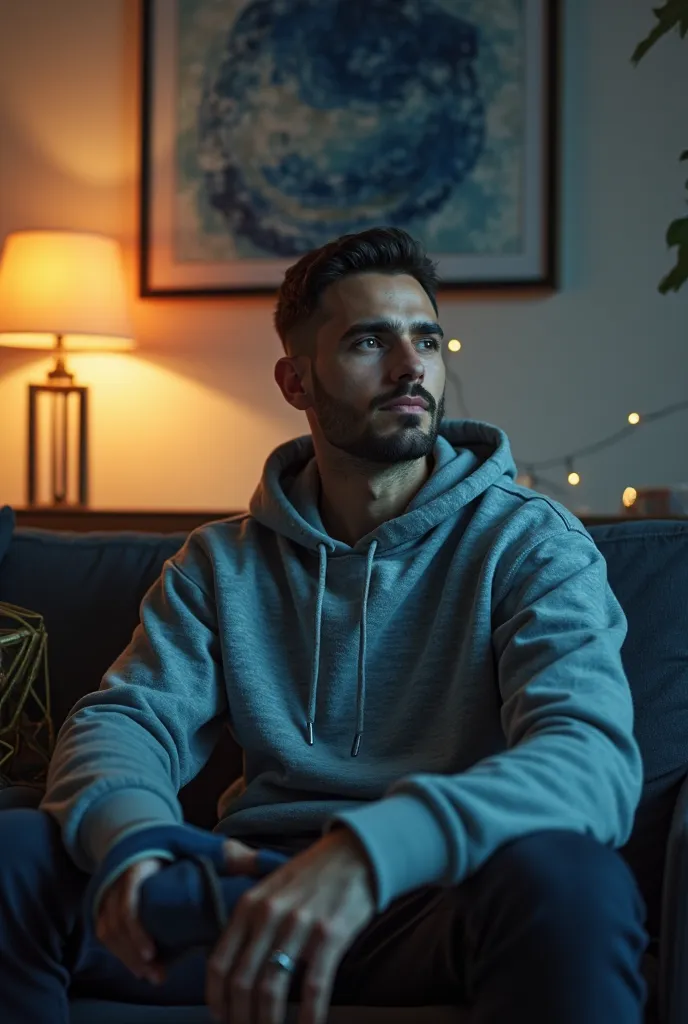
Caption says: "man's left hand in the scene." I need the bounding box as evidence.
[206,828,377,1024]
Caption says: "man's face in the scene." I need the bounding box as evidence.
[298,272,446,464]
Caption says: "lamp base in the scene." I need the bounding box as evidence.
[27,382,88,507]
[46,355,74,385]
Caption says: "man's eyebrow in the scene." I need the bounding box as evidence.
[339,318,444,343]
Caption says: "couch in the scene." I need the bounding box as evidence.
[1,509,687,1023]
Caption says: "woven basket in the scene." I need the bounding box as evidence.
[0,602,53,786]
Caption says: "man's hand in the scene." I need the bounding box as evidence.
[207,829,377,1024]
[95,857,166,985]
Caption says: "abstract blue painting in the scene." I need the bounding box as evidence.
[141,0,556,294]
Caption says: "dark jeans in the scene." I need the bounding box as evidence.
[0,808,648,1023]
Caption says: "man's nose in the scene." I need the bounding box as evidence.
[389,343,425,383]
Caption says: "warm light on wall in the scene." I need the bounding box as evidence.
[447,338,462,352]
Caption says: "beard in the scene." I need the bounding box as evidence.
[310,365,445,464]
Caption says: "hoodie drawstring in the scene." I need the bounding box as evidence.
[352,540,377,756]
[306,540,378,757]
[305,543,328,746]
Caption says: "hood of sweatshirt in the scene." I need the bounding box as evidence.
[249,419,518,756]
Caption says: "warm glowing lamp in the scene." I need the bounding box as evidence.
[0,230,134,506]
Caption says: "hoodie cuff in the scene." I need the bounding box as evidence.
[79,789,181,868]
[325,794,451,912]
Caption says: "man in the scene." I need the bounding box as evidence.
[0,228,647,1024]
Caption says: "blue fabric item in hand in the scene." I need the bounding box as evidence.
[139,849,291,964]
[84,823,291,964]
[85,823,231,924]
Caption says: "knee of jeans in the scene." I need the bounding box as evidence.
[0,808,67,881]
[482,830,643,921]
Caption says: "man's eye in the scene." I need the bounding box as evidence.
[354,337,440,351]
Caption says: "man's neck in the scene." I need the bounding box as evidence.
[316,453,433,547]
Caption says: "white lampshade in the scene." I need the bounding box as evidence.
[0,230,134,351]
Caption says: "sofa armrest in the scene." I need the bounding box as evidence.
[659,771,688,1024]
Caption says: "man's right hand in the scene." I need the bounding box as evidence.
[95,857,166,984]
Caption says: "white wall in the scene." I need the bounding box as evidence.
[0,0,686,513]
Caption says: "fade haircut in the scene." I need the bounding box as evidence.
[274,227,440,356]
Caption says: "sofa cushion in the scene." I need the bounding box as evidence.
[0,505,14,568]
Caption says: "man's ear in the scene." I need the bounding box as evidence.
[274,355,312,411]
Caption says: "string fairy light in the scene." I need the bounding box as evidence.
[444,341,688,503]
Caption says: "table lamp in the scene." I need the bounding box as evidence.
[0,230,135,507]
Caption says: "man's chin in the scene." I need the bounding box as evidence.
[340,427,435,464]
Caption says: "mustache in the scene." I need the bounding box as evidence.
[375,386,436,412]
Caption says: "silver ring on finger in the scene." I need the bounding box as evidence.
[267,949,298,974]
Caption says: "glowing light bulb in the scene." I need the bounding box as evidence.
[622,487,637,508]
[628,413,640,425]
[447,339,462,352]
[568,472,581,486]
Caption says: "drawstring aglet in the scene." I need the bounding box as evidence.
[351,733,362,757]
[306,721,314,746]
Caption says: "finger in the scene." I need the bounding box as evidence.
[255,955,297,1024]
[206,891,255,1021]
[121,866,166,984]
[222,838,261,876]
[96,888,148,981]
[297,929,345,1024]
[255,915,310,1024]
[226,897,284,1024]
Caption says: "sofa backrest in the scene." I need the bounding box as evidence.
[0,526,241,825]
[1,519,687,857]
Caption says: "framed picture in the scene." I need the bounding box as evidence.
[140,0,559,297]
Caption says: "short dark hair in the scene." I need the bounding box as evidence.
[274,227,440,355]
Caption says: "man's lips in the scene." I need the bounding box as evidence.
[380,397,429,411]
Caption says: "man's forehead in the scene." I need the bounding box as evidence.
[318,272,435,322]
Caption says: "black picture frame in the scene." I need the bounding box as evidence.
[140,0,559,298]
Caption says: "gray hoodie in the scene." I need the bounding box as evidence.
[43,419,642,911]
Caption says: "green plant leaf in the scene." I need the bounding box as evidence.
[632,0,688,63]
[666,215,688,246]
[632,23,672,63]
[659,216,688,292]
[633,3,688,292]
[659,256,688,293]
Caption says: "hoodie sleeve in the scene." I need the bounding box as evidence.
[327,526,643,912]
[41,541,228,874]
